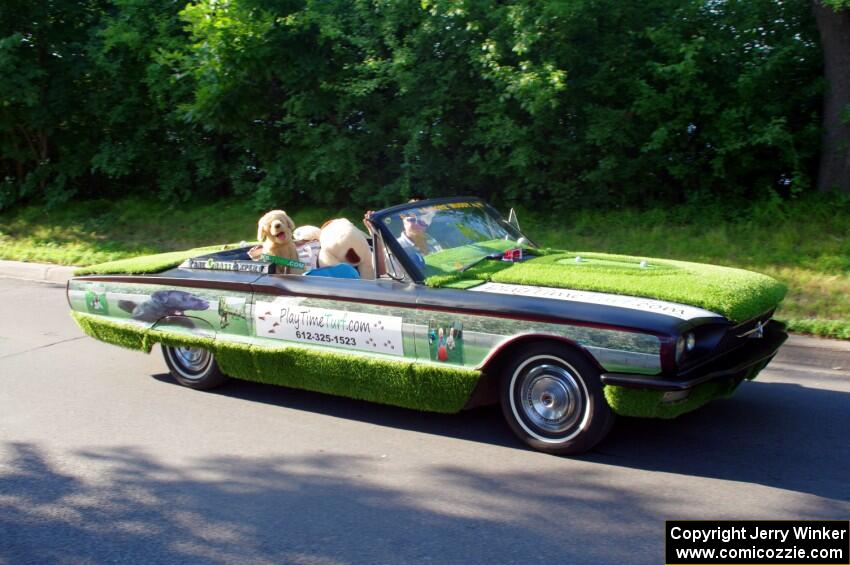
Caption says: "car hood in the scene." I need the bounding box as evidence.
[425,250,787,324]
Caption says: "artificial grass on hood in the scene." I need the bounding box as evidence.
[426,250,787,324]
[74,244,238,276]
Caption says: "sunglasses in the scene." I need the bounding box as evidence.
[403,216,428,227]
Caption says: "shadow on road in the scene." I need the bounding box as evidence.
[151,373,850,503]
[0,442,658,564]
[152,372,520,449]
[593,380,850,502]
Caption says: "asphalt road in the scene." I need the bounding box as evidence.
[0,277,848,564]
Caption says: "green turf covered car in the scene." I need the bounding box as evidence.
[68,197,788,454]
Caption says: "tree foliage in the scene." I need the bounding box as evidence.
[0,0,826,210]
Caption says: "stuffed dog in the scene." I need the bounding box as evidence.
[318,218,375,279]
[256,210,302,273]
[293,225,322,270]
[293,225,321,242]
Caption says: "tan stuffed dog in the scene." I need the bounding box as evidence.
[318,219,375,279]
[257,210,302,273]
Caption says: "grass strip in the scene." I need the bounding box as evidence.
[74,244,238,276]
[71,312,481,413]
[782,318,850,340]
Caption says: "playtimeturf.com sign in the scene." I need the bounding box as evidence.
[255,299,404,356]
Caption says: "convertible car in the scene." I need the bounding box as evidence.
[67,197,788,454]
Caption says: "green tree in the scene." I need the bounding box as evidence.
[0,0,830,210]
[0,0,107,207]
[177,0,822,209]
[89,0,230,201]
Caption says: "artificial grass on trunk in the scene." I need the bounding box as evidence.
[74,244,239,276]
[427,250,787,324]
[71,312,481,413]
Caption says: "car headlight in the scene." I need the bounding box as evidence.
[676,332,696,363]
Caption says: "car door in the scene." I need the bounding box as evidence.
[249,273,423,361]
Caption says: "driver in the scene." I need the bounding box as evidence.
[363,202,442,277]
[396,209,444,269]
[397,212,429,268]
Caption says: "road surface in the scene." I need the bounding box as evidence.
[0,278,847,564]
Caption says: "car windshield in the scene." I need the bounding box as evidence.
[381,201,536,277]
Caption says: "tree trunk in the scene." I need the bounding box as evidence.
[813,1,850,193]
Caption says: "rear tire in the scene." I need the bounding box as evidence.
[162,345,228,390]
[500,343,614,455]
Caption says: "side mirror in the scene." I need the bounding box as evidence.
[508,208,521,231]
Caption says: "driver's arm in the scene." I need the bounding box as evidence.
[363,211,387,277]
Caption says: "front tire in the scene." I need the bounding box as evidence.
[500,343,614,455]
[162,345,228,390]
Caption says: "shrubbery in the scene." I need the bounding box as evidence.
[0,0,824,211]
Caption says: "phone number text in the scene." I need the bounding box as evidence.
[294,331,357,347]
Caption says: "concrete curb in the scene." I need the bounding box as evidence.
[0,259,847,362]
[779,335,850,370]
[786,334,850,352]
[0,259,77,284]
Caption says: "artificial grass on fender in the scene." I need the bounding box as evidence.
[603,381,735,419]
[71,311,481,413]
[74,244,239,276]
[603,356,771,418]
[72,310,153,351]
[426,250,787,324]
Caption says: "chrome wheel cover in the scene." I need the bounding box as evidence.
[520,365,583,434]
[509,355,591,444]
[168,346,211,379]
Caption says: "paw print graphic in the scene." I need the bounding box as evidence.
[268,328,276,334]
[272,322,280,327]
[382,340,395,351]
[373,320,384,331]
[365,337,377,347]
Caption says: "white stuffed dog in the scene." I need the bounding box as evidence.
[318,219,375,279]
[293,225,321,242]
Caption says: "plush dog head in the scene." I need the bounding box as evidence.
[257,210,296,247]
[318,218,375,279]
[293,225,321,242]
